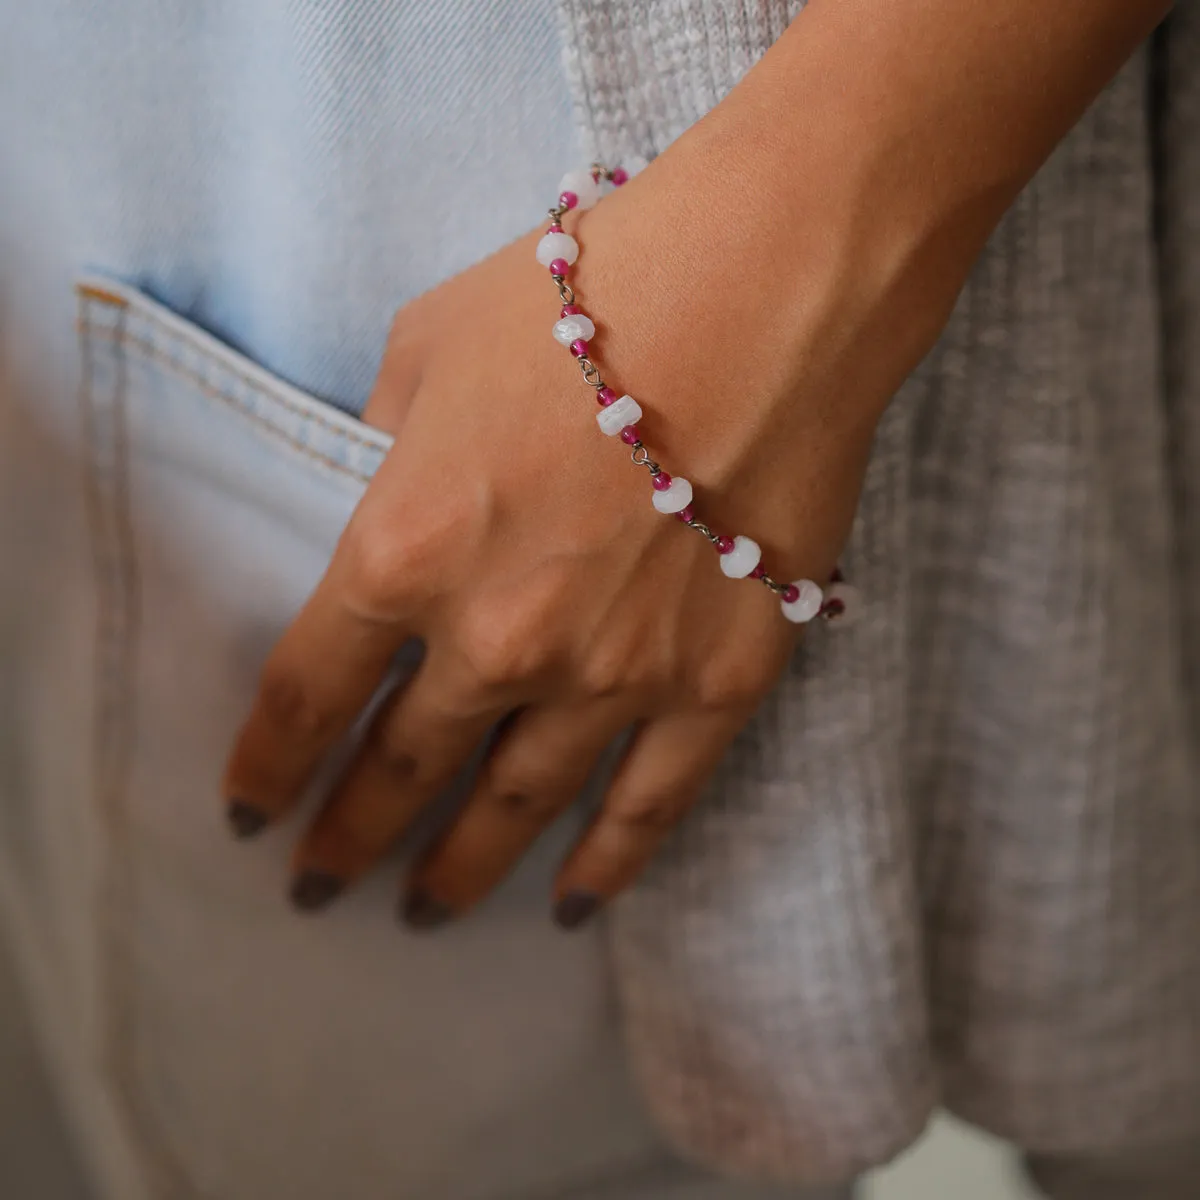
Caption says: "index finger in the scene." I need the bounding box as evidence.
[220,533,413,837]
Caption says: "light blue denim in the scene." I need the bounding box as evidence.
[0,3,854,1199]
[0,0,579,415]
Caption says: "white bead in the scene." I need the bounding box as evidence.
[558,168,602,211]
[780,579,824,624]
[822,582,862,628]
[651,477,694,515]
[552,314,596,346]
[596,394,643,436]
[719,536,762,579]
[535,231,579,268]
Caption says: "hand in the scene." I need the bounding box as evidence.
[220,131,934,929]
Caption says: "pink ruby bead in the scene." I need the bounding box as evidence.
[570,339,588,357]
[715,535,735,555]
[561,304,581,317]
[547,224,563,234]
[750,563,767,580]
[549,258,570,276]
[676,506,695,523]
[782,584,801,604]
[596,386,617,406]
[611,167,629,186]
[652,472,672,492]
[620,425,640,444]
[559,190,578,209]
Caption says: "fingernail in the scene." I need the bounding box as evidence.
[554,891,602,931]
[289,871,344,913]
[227,800,268,840]
[401,888,453,931]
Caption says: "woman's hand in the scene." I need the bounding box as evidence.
[219,113,951,928]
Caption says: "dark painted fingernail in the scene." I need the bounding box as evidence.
[289,871,344,913]
[554,891,602,931]
[402,888,453,931]
[227,800,268,840]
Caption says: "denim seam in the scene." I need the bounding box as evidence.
[77,295,204,1200]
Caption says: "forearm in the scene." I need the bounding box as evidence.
[618,1,1170,433]
[726,0,1170,243]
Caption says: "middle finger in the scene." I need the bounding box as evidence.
[287,645,508,913]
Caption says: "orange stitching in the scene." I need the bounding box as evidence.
[75,282,130,307]
[76,290,384,457]
[77,320,380,485]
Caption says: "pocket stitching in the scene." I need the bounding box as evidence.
[78,298,386,485]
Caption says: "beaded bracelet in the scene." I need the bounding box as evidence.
[535,163,858,626]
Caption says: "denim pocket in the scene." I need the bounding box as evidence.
[71,278,669,1200]
[75,277,392,1199]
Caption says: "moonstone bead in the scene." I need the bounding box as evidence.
[557,168,601,211]
[780,579,824,624]
[596,394,643,436]
[718,535,762,579]
[651,476,694,515]
[553,314,595,345]
[535,231,579,268]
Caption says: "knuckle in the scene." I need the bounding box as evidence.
[611,791,682,834]
[338,520,412,616]
[694,657,773,710]
[485,750,564,806]
[371,727,421,781]
[491,784,563,824]
[340,501,471,617]
[578,651,629,700]
[458,613,546,688]
[257,662,334,741]
[580,635,670,700]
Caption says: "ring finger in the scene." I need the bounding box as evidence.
[402,698,636,927]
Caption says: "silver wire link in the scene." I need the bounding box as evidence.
[629,443,660,475]
[579,359,602,386]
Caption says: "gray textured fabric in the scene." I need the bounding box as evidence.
[558,0,1200,1187]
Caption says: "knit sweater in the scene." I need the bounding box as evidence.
[557,0,1200,1185]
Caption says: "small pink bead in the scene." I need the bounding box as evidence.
[782,584,801,604]
[547,224,563,234]
[570,339,589,357]
[620,425,640,445]
[715,535,735,554]
[676,506,695,523]
[597,386,617,406]
[652,472,672,492]
[560,304,581,316]
[750,563,767,580]
[611,167,629,186]
[549,258,570,276]
[559,190,578,209]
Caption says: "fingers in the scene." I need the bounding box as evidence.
[221,539,414,836]
[401,699,634,925]
[552,709,747,929]
[287,645,507,914]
